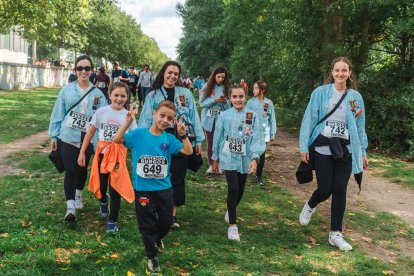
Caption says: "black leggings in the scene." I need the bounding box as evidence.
[98,154,121,222]
[170,152,189,207]
[135,188,173,259]
[256,151,266,178]
[308,152,352,232]
[225,170,248,224]
[60,140,92,201]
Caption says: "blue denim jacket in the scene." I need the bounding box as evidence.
[212,107,265,173]
[48,81,107,143]
[138,86,204,146]
[246,97,277,142]
[199,83,231,132]
[299,84,368,173]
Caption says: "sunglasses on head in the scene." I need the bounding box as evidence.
[76,66,92,72]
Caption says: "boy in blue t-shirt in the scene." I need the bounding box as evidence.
[113,100,193,275]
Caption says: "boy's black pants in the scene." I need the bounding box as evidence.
[135,188,174,259]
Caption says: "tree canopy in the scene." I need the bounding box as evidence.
[177,0,414,156]
[0,0,168,70]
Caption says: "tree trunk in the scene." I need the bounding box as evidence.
[32,39,37,61]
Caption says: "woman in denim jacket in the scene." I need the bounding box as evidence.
[49,55,107,221]
[298,57,368,251]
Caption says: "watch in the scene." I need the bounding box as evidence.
[180,133,188,140]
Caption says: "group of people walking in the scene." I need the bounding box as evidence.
[48,55,367,274]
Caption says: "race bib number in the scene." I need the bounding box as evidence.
[99,123,120,142]
[137,156,168,179]
[224,136,246,155]
[207,106,221,117]
[97,81,106,88]
[130,76,135,83]
[66,111,91,132]
[322,120,349,139]
[113,77,120,83]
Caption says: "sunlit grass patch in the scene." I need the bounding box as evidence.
[0,87,59,144]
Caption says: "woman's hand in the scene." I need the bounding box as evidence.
[363,156,369,170]
[195,145,201,155]
[249,160,257,174]
[212,160,219,174]
[77,152,86,167]
[301,152,309,164]
[214,97,227,103]
[51,140,57,151]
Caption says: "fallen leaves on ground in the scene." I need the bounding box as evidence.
[308,236,317,245]
[361,236,372,243]
[0,233,9,238]
[21,220,32,227]
[327,265,337,274]
[382,270,395,275]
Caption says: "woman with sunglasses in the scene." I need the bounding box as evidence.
[49,55,107,221]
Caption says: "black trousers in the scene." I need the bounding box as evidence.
[225,170,248,224]
[170,152,189,207]
[256,151,266,178]
[308,152,352,232]
[135,188,174,259]
[60,138,92,201]
[129,85,137,98]
[98,154,121,222]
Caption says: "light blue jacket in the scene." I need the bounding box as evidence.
[138,86,204,146]
[199,83,231,132]
[299,84,368,173]
[212,107,266,173]
[246,97,277,142]
[48,81,107,143]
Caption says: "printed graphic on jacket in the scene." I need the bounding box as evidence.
[350,99,363,118]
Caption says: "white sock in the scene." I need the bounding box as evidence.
[67,199,75,209]
[75,189,82,197]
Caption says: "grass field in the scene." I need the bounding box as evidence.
[0,88,59,144]
[0,89,413,274]
[0,150,413,275]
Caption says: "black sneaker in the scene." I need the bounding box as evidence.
[155,240,164,253]
[171,216,180,228]
[146,256,161,275]
[256,176,263,186]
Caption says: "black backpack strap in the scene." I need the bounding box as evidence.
[66,86,96,115]
[316,90,347,126]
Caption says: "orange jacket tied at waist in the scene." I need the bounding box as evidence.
[89,141,134,203]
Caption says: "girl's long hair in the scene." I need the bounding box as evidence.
[151,61,182,91]
[203,67,231,99]
[326,57,358,90]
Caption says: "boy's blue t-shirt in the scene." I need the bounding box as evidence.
[124,128,183,191]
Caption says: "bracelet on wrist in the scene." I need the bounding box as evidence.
[180,133,188,140]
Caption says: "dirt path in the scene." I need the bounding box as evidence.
[0,131,49,178]
[266,130,414,228]
[266,130,414,260]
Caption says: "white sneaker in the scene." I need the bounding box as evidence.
[329,231,353,251]
[224,210,229,224]
[206,166,213,174]
[299,201,316,225]
[64,207,76,221]
[228,225,240,241]
[75,193,83,210]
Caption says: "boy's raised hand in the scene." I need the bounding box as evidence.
[175,117,186,136]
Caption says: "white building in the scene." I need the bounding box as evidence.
[0,30,29,64]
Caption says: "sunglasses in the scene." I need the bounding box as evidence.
[76,66,92,72]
